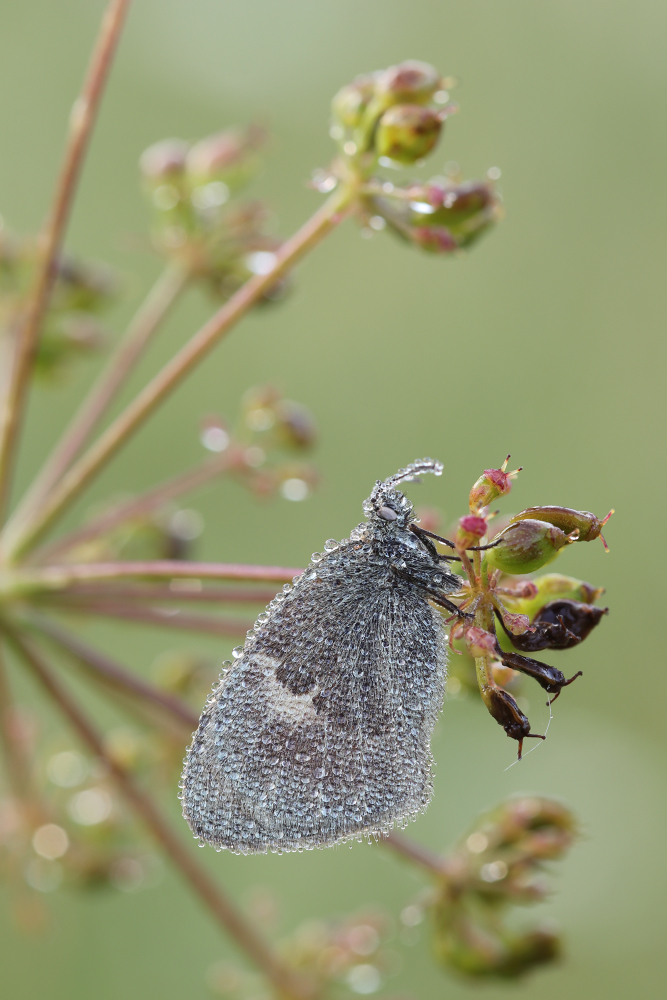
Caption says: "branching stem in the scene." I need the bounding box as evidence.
[4,186,355,560]
[2,622,317,1000]
[0,0,132,525]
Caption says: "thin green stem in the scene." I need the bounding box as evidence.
[2,621,317,1000]
[4,186,355,561]
[0,0,132,525]
[9,264,188,542]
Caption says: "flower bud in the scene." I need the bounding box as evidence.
[375,105,443,164]
[411,225,458,253]
[464,627,496,659]
[456,514,487,549]
[139,139,189,183]
[510,505,613,550]
[186,125,264,189]
[469,457,521,512]
[374,60,442,105]
[331,75,376,129]
[486,519,576,575]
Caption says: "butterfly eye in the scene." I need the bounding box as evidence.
[378,506,398,521]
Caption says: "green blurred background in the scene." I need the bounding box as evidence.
[1,0,666,996]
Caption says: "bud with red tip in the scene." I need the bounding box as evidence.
[486,519,577,575]
[456,514,487,550]
[469,456,521,512]
[374,60,442,105]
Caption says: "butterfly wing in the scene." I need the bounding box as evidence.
[181,544,447,853]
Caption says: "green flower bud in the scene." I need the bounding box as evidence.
[375,104,443,164]
[331,75,376,129]
[510,505,613,550]
[374,60,442,105]
[486,519,576,575]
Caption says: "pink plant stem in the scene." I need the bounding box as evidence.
[3,623,318,1000]
[17,264,188,531]
[29,615,199,729]
[0,0,132,525]
[51,598,252,638]
[39,583,281,605]
[32,445,242,564]
[4,186,354,560]
[383,830,450,877]
[12,560,302,597]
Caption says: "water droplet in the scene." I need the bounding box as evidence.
[232,646,244,659]
[324,539,338,551]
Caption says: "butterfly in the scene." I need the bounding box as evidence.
[181,458,463,853]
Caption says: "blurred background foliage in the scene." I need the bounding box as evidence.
[0,0,665,997]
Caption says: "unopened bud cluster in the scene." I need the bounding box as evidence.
[328,61,501,254]
[0,227,115,378]
[140,126,285,301]
[432,797,576,979]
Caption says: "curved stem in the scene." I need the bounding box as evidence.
[11,264,187,538]
[2,622,317,1000]
[4,186,355,561]
[0,0,132,525]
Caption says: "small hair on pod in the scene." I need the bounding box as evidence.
[181,457,459,855]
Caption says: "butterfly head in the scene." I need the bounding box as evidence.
[363,458,443,530]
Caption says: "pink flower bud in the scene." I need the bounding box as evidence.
[464,626,496,658]
[469,457,521,512]
[456,514,487,549]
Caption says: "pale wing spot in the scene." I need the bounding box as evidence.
[253,654,319,724]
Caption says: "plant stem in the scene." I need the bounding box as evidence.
[31,445,240,565]
[3,560,301,599]
[0,0,132,526]
[4,186,355,560]
[3,622,317,1000]
[29,615,199,729]
[38,583,281,605]
[11,264,188,540]
[383,831,450,878]
[49,598,252,638]
[0,645,36,803]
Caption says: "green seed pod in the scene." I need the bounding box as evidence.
[504,573,605,619]
[509,505,613,548]
[375,104,443,164]
[487,519,575,575]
